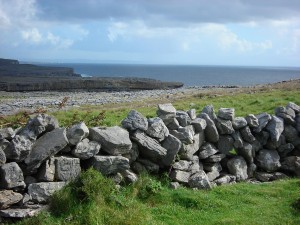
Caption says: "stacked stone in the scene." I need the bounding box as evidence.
[0,101,300,220]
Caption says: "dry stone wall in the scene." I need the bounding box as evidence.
[0,102,300,219]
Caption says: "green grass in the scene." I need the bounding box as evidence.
[17,169,300,225]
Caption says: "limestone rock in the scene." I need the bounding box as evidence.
[0,148,6,166]
[0,127,14,140]
[187,109,197,120]
[17,114,59,140]
[189,156,203,173]
[203,162,222,172]
[136,159,160,173]
[204,153,225,163]
[207,170,220,181]
[214,175,236,185]
[121,170,138,183]
[255,172,273,182]
[275,106,295,124]
[254,131,269,146]
[37,157,55,182]
[256,149,281,172]
[199,143,218,159]
[296,115,300,132]
[122,142,139,164]
[188,171,211,189]
[198,113,219,143]
[0,206,47,218]
[240,126,256,143]
[280,156,300,177]
[253,113,272,133]
[72,138,100,160]
[247,163,257,178]
[176,111,191,127]
[131,130,167,163]
[218,135,234,155]
[191,118,207,133]
[24,128,68,174]
[237,142,255,164]
[179,132,204,160]
[170,170,191,183]
[169,182,180,189]
[164,118,180,130]
[231,131,244,149]
[146,117,169,142]
[6,135,32,162]
[89,126,132,155]
[232,117,247,130]
[170,125,195,144]
[215,118,234,135]
[0,190,23,209]
[286,102,300,113]
[201,105,217,121]
[86,155,130,176]
[172,160,192,171]
[157,103,176,120]
[227,156,248,181]
[28,182,66,203]
[55,156,81,181]
[67,122,89,145]
[278,143,294,158]
[121,110,148,131]
[160,134,181,167]
[218,108,235,121]
[0,162,25,189]
[265,116,284,142]
[245,114,259,128]
[283,125,300,147]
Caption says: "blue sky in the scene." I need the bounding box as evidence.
[0,0,299,66]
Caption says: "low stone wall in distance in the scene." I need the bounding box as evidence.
[0,102,300,219]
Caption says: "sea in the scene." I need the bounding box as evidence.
[38,63,300,87]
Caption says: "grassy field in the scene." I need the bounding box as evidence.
[17,169,300,225]
[1,87,300,128]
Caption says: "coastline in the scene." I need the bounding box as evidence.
[1,79,299,116]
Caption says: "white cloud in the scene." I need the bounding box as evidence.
[21,28,42,43]
[20,28,73,48]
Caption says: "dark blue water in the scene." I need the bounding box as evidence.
[38,63,300,87]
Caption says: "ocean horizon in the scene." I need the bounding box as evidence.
[37,63,300,87]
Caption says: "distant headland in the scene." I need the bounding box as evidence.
[0,58,183,92]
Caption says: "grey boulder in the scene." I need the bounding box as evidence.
[227,156,248,181]
[245,114,259,128]
[24,128,68,174]
[17,114,59,140]
[131,130,167,163]
[146,117,169,142]
[37,157,55,182]
[253,113,272,133]
[215,118,234,135]
[6,135,32,162]
[55,156,81,181]
[199,143,218,159]
[198,113,219,143]
[232,117,247,130]
[170,170,191,183]
[256,149,281,172]
[67,122,89,145]
[72,138,100,160]
[0,162,25,189]
[28,182,66,203]
[0,148,6,166]
[191,118,207,133]
[0,127,14,140]
[187,109,197,120]
[176,111,191,127]
[201,105,217,121]
[218,135,234,155]
[160,134,181,167]
[188,171,211,189]
[0,190,23,209]
[240,126,256,143]
[157,103,176,120]
[265,116,284,142]
[275,106,295,124]
[286,102,300,113]
[89,126,132,155]
[170,125,195,145]
[218,108,235,121]
[86,155,130,176]
[121,110,148,131]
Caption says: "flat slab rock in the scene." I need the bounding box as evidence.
[0,190,23,209]
[89,126,132,155]
[0,205,48,218]
[28,182,66,203]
